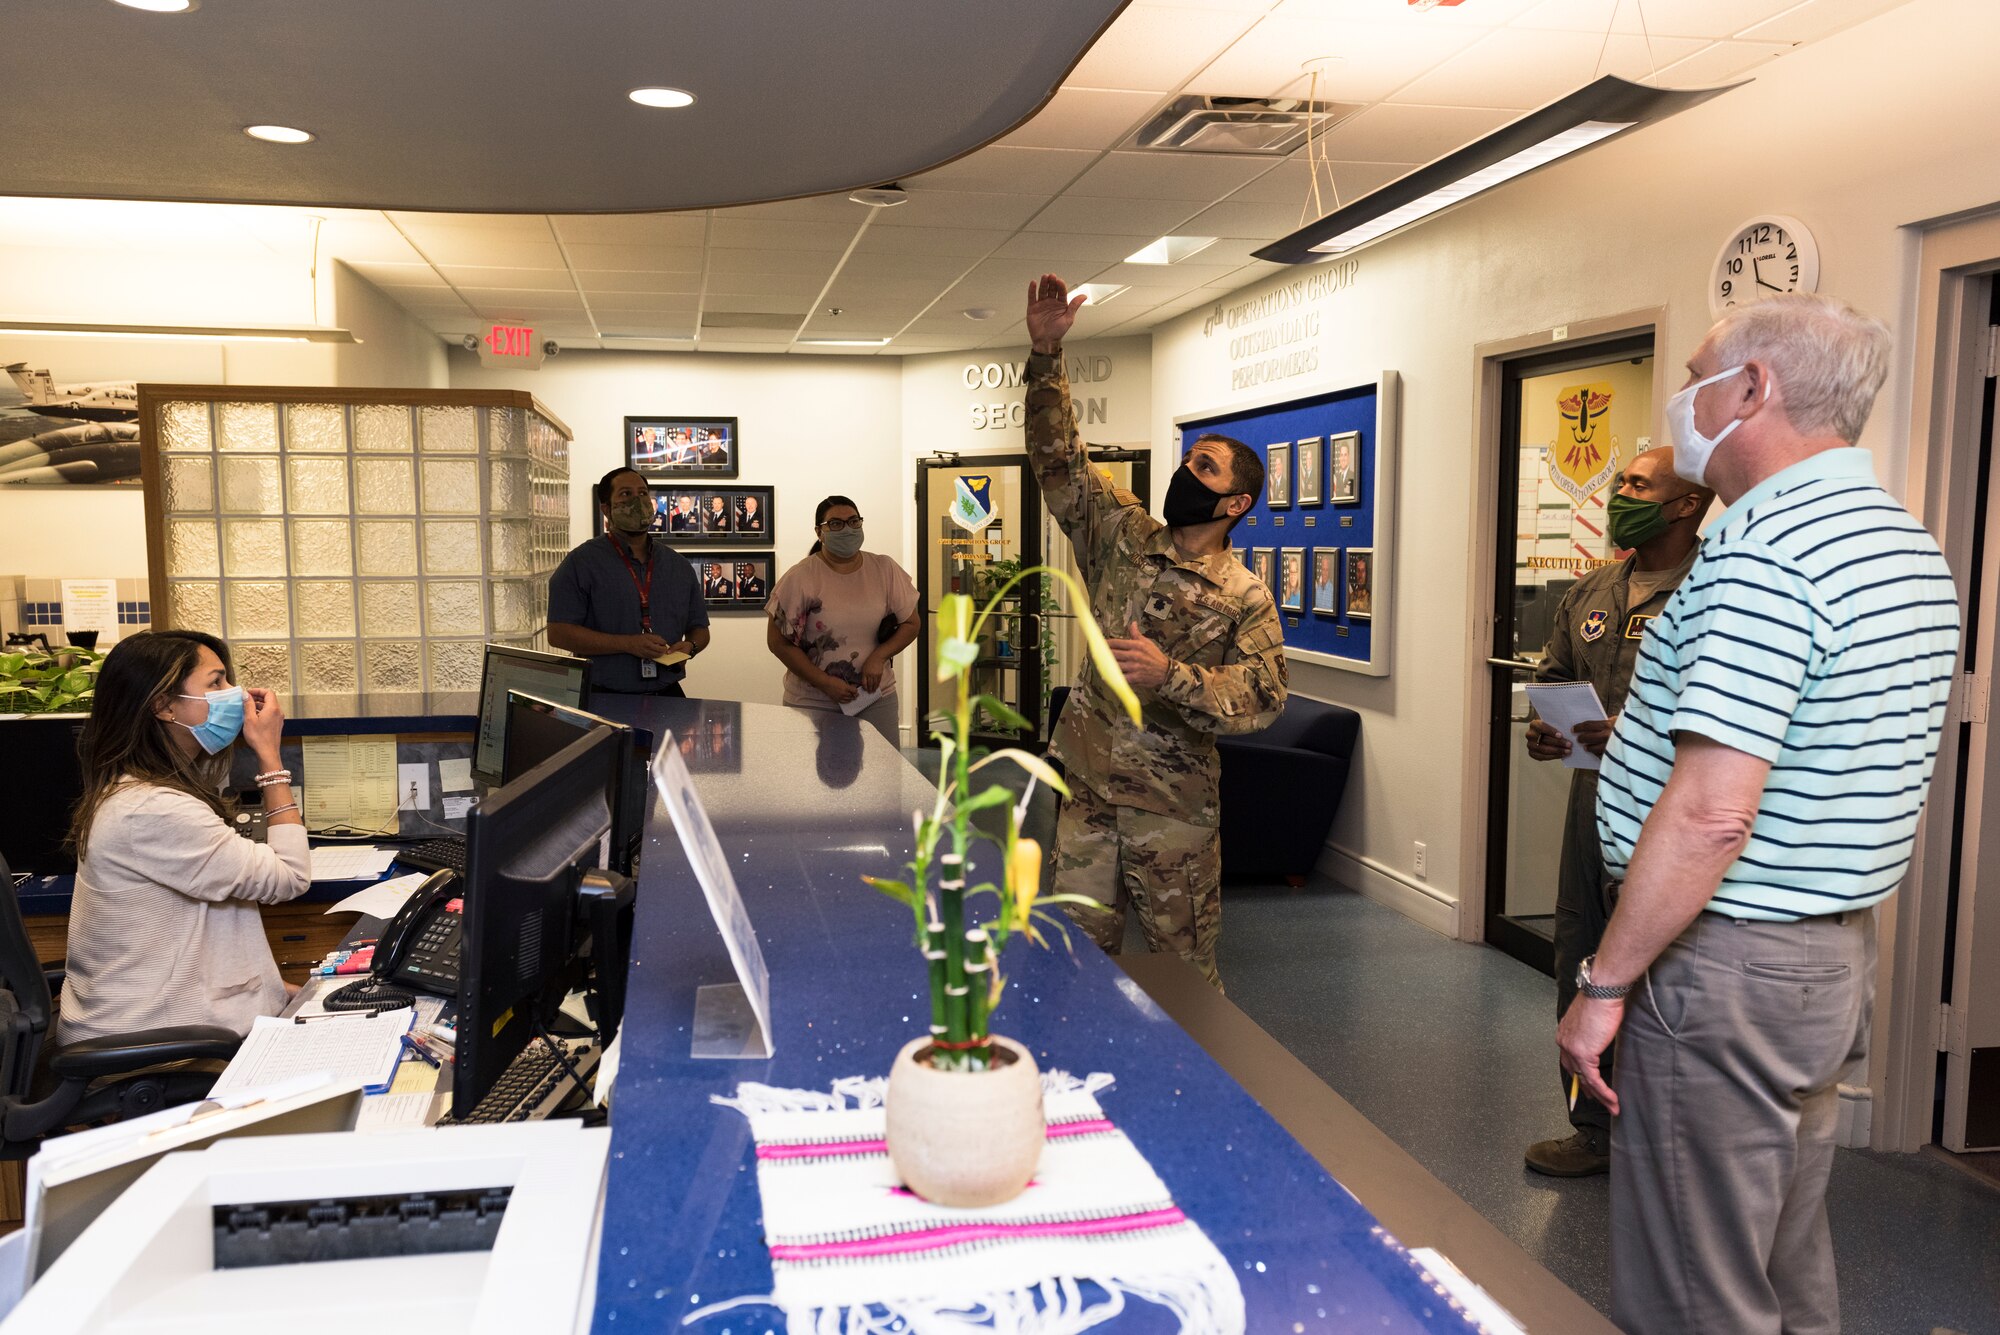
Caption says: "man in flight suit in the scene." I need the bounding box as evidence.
[1025,273,1288,991]
[1523,445,1713,1175]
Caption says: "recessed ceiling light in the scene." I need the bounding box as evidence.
[1125,235,1218,266]
[1074,284,1127,308]
[244,125,314,145]
[963,308,996,321]
[849,185,908,207]
[111,0,197,11]
[628,87,695,109]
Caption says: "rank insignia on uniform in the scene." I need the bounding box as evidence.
[1580,609,1608,642]
[1624,613,1657,640]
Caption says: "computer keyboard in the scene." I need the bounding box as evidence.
[394,836,466,874]
[443,1037,598,1126]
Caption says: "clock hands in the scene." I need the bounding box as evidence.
[1751,255,1784,293]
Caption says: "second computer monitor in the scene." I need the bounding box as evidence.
[472,644,589,785]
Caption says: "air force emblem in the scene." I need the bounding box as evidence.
[1545,380,1619,507]
[1580,609,1609,642]
[949,473,999,532]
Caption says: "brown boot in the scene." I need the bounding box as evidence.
[1524,1130,1610,1178]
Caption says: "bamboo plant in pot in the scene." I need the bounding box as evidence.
[866,568,1140,1208]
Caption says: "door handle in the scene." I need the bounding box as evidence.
[1487,657,1540,672]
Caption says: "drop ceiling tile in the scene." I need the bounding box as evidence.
[875,191,1053,230]
[717,195,874,224]
[850,226,1014,257]
[574,270,705,296]
[589,296,702,316]
[1740,0,1914,43]
[1065,150,1274,201]
[392,300,480,320]
[836,251,977,283]
[1266,0,1539,20]
[1184,18,1490,103]
[993,230,1162,262]
[549,214,709,247]
[704,273,832,300]
[347,261,449,289]
[822,279,953,307]
[1652,39,1791,84]
[528,321,602,339]
[462,301,591,320]
[1309,103,1517,163]
[400,236,567,269]
[1025,195,1204,236]
[559,243,705,272]
[1521,0,1805,38]
[910,146,1101,195]
[707,218,857,251]
[1177,198,1314,240]
[437,266,575,292]
[706,248,842,276]
[701,328,798,344]
[454,286,586,308]
[999,87,1167,151]
[387,212,553,240]
[1394,29,1707,109]
[1065,4,1265,93]
[1226,158,1417,205]
[1086,260,1242,289]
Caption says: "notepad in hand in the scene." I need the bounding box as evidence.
[654,650,691,667]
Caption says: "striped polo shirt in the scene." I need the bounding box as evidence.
[1596,447,1960,921]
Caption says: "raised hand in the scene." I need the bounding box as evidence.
[1025,274,1087,354]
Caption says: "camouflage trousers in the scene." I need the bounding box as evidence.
[1053,781,1223,992]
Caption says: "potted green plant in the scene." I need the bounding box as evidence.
[972,556,1064,720]
[0,645,105,716]
[867,568,1139,1207]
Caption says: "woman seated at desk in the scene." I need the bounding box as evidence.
[56,630,309,1044]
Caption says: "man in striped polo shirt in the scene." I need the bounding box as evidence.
[1556,294,1960,1335]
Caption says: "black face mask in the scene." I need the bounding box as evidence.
[1161,463,1241,529]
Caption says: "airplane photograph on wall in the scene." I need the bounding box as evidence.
[0,362,142,485]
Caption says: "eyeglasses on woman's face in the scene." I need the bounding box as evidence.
[818,515,863,532]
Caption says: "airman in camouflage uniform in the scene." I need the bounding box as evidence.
[1025,274,1287,990]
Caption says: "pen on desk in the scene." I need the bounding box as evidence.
[400,1033,442,1069]
[1568,1073,1580,1113]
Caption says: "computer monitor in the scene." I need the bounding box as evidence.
[454,725,617,1114]
[472,644,590,784]
[502,692,648,876]
[0,717,87,876]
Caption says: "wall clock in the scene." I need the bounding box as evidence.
[1711,215,1820,317]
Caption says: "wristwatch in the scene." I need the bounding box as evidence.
[1577,954,1634,1001]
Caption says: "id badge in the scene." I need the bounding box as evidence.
[640,660,659,679]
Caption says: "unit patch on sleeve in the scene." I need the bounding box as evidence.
[1580,609,1609,642]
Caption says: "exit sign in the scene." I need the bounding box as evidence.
[478,322,546,369]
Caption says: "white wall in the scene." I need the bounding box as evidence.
[447,348,905,707]
[1151,0,2000,929]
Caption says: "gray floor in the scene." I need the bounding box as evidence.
[1198,878,2000,1335]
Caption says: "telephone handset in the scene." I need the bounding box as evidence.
[322,869,462,1012]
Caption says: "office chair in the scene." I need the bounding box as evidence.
[0,852,242,1155]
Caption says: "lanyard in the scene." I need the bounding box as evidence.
[608,536,655,632]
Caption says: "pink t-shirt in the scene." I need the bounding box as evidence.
[766,551,920,709]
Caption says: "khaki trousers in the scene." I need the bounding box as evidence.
[1611,909,1875,1335]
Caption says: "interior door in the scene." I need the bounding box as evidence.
[1483,336,1655,973]
[1041,447,1150,730]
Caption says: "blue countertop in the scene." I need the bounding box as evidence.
[588,697,1464,1333]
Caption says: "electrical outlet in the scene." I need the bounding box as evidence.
[1413,841,1428,880]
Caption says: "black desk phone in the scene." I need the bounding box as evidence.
[322,869,462,1012]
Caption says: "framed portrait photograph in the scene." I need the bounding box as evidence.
[627,416,739,480]
[1266,440,1293,509]
[655,484,774,545]
[1311,547,1340,616]
[1329,430,1361,507]
[1250,547,1275,597]
[1296,436,1323,507]
[1345,546,1375,621]
[696,551,773,610]
[1231,546,1245,566]
[1278,548,1306,613]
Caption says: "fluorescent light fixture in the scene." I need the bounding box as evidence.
[243,124,314,145]
[1125,236,1218,266]
[1074,283,1128,308]
[111,0,196,11]
[628,87,696,109]
[599,334,698,349]
[797,337,891,347]
[1255,76,1743,264]
[0,319,354,343]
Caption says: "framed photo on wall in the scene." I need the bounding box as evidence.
[1266,440,1293,509]
[1311,547,1340,615]
[695,552,773,610]
[1250,548,1275,597]
[627,416,739,479]
[1345,547,1375,621]
[650,483,774,545]
[1329,430,1361,506]
[1296,436,1323,507]
[1278,548,1306,613]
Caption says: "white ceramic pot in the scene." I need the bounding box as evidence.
[883,1034,1044,1208]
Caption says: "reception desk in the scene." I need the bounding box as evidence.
[587,697,1612,1333]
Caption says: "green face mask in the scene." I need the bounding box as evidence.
[1606,492,1676,550]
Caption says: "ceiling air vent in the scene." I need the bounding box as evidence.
[1129,95,1359,156]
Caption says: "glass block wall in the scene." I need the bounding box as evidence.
[143,392,570,696]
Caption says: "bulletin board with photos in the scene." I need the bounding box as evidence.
[691,551,774,612]
[1178,372,1399,676]
[650,484,774,544]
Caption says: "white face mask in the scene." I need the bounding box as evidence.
[1667,364,1766,486]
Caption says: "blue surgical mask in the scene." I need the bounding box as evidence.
[175,685,245,754]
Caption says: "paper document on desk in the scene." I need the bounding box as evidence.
[1523,681,1609,771]
[325,870,429,917]
[839,684,886,717]
[309,843,400,882]
[209,1010,413,1099]
[301,734,399,833]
